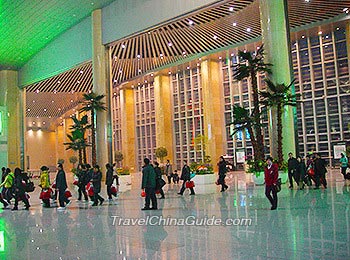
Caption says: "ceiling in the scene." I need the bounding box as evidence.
[110,0,350,84]
[23,0,350,130]
[0,0,116,70]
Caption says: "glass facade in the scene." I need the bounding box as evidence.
[171,68,204,169]
[135,83,157,166]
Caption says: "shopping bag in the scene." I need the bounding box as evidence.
[64,190,72,198]
[185,181,195,188]
[141,190,146,197]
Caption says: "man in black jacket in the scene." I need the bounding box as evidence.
[178,161,195,195]
[288,152,298,189]
[314,153,327,189]
[56,163,71,210]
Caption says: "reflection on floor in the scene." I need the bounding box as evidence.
[0,170,350,260]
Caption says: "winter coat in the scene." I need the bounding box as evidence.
[314,158,327,175]
[165,163,173,177]
[55,169,67,191]
[141,164,156,189]
[40,171,50,189]
[92,171,102,193]
[218,161,227,176]
[296,161,307,180]
[13,173,27,195]
[0,172,15,189]
[264,163,279,186]
[288,157,298,172]
[180,165,191,181]
[105,168,114,186]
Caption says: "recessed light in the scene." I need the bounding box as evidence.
[51,100,54,103]
[137,54,141,59]
[168,42,172,47]
[343,7,349,13]
[213,35,218,40]
[188,20,194,25]
[36,89,40,93]
[43,122,46,125]
[77,80,80,84]
[233,22,237,26]
[301,35,305,38]
[114,79,118,83]
[150,73,154,77]
[246,28,251,32]
[27,108,30,112]
[80,70,84,74]
[229,7,234,12]
[57,80,61,84]
[121,44,126,48]
[336,27,340,30]
[168,71,172,75]
[219,56,222,60]
[43,108,47,112]
[32,100,35,103]
[305,0,310,2]
[187,66,190,69]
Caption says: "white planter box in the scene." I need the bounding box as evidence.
[192,174,216,185]
[251,172,265,185]
[119,175,131,192]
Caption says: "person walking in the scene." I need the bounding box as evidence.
[154,161,165,199]
[296,156,306,190]
[76,164,89,202]
[141,158,157,210]
[288,152,298,189]
[217,156,229,192]
[340,153,348,180]
[105,163,114,201]
[178,160,195,195]
[55,163,71,210]
[264,157,279,210]
[0,168,14,208]
[314,153,327,189]
[164,160,173,184]
[40,166,51,207]
[91,165,104,206]
[12,168,30,211]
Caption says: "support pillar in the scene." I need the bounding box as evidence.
[92,9,111,167]
[154,74,174,163]
[0,70,23,169]
[120,88,136,172]
[259,0,297,158]
[200,60,225,164]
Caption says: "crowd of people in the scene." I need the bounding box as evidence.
[0,152,347,212]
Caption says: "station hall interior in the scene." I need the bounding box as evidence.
[1,0,350,259]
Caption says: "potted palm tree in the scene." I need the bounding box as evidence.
[259,79,299,183]
[64,129,89,165]
[232,46,272,162]
[69,115,91,164]
[79,92,107,165]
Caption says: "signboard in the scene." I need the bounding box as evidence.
[334,145,346,159]
[236,151,245,163]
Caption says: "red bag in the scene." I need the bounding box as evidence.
[86,183,94,197]
[52,183,56,189]
[155,190,160,194]
[73,180,78,185]
[40,188,53,200]
[308,168,315,176]
[185,181,195,188]
[141,191,146,197]
[65,190,72,198]
[111,185,118,195]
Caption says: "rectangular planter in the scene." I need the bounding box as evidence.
[192,174,216,185]
[118,175,132,192]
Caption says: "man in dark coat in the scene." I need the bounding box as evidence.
[178,160,195,195]
[105,163,114,201]
[314,153,327,189]
[141,158,157,210]
[55,163,70,210]
[154,161,165,199]
[12,168,30,211]
[77,164,88,201]
[288,152,298,188]
[92,165,104,206]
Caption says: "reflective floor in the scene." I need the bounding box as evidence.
[1,170,350,260]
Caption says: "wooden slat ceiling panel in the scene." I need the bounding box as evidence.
[109,0,350,84]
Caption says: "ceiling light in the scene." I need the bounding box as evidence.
[36,89,40,93]
[121,44,126,48]
[145,80,148,83]
[80,70,84,74]
[343,7,349,13]
[70,100,73,103]
[213,35,218,40]
[138,69,142,73]
[77,80,80,84]
[32,100,35,103]
[318,31,322,35]
[51,100,54,103]
[27,108,30,112]
[114,79,118,83]
[36,116,39,119]
[188,20,194,25]
[232,22,237,26]
[325,35,329,39]
[229,7,234,12]
[160,53,163,57]
[119,70,123,73]
[49,116,51,119]
[32,122,36,125]
[168,71,172,75]
[219,56,222,60]
[57,80,61,84]
[43,122,46,125]
[187,66,190,69]
[231,53,234,57]
[137,54,141,58]
[150,73,154,77]
[168,42,172,47]
[336,27,340,30]
[43,108,47,112]
[305,0,310,2]
[246,28,251,32]
[301,35,305,38]
[197,63,200,66]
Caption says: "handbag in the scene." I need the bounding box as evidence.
[141,190,146,197]
[157,178,166,188]
[275,178,282,193]
[64,190,72,198]
[86,183,94,197]
[25,181,35,193]
[185,180,195,188]
[111,185,118,195]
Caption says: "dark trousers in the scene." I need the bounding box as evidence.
[179,181,195,195]
[93,192,104,205]
[288,170,299,187]
[106,185,112,199]
[145,187,157,209]
[341,167,347,179]
[265,185,278,208]
[2,188,12,203]
[78,184,88,200]
[58,189,69,207]
[219,175,228,191]
[315,172,327,188]
[167,176,172,184]
[158,188,165,198]
[14,193,30,209]
[0,194,8,207]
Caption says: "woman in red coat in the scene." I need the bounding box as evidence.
[264,157,279,210]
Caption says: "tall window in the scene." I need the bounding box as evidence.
[293,28,350,164]
[172,68,204,169]
[112,92,122,155]
[135,82,156,168]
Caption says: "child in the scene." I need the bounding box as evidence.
[172,170,179,184]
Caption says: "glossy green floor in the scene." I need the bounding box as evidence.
[0,170,349,259]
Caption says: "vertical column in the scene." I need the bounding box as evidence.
[120,88,136,172]
[200,60,226,164]
[92,9,110,166]
[346,22,350,68]
[0,70,23,168]
[154,74,174,162]
[259,0,297,157]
